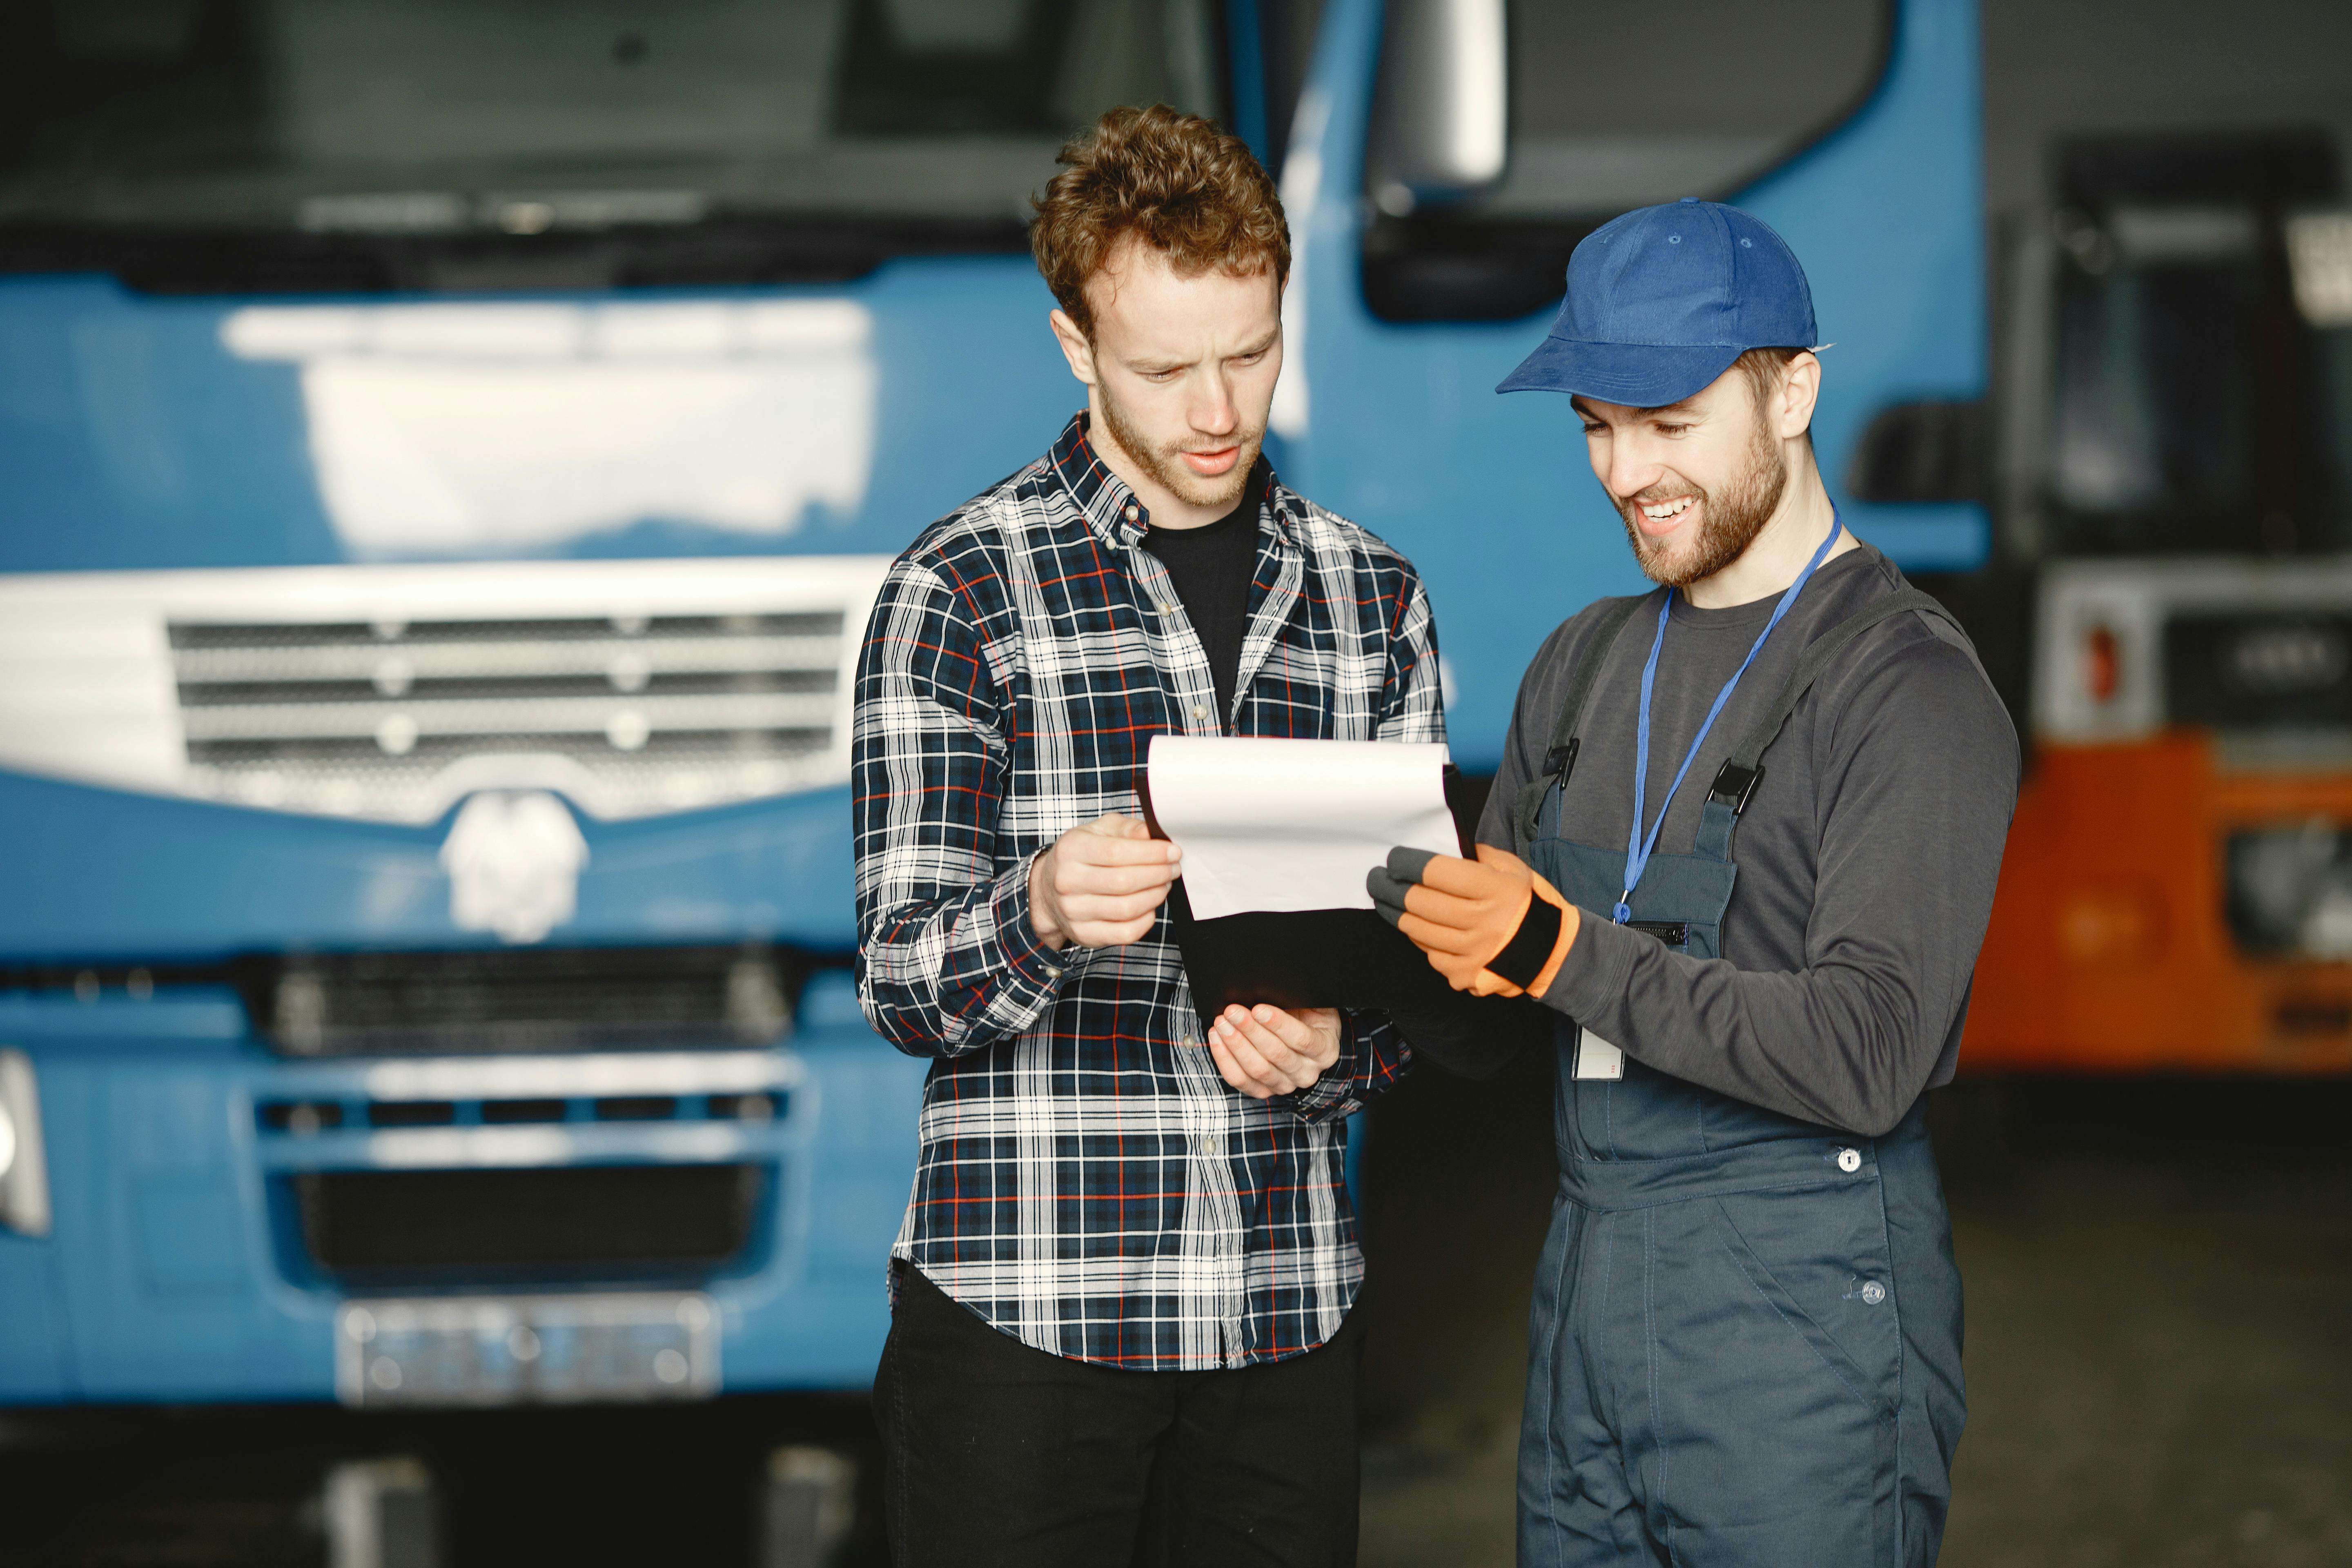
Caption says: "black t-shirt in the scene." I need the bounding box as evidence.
[1140,468,1264,723]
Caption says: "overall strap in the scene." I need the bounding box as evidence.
[1512,592,1654,853]
[1691,587,1959,859]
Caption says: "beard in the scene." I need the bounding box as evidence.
[1615,410,1788,588]
[1096,383,1264,514]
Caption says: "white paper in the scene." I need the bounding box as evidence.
[1145,735,1459,920]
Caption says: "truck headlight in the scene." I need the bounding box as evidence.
[2225,823,2352,958]
[0,1050,51,1237]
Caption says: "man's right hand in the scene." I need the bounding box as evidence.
[1029,815,1182,950]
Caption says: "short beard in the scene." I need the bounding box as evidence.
[1096,383,1263,514]
[1616,411,1788,588]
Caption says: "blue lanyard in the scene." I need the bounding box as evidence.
[1615,519,1842,924]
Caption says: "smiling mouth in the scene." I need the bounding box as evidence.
[1635,495,1697,534]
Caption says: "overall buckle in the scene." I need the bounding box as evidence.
[1707,760,1763,815]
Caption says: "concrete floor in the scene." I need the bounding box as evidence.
[1353,1065,2352,1568]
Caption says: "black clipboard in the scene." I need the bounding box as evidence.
[1137,763,1482,1016]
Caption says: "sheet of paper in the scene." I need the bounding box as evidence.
[1145,735,1459,921]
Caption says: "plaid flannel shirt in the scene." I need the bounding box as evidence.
[852,413,1445,1370]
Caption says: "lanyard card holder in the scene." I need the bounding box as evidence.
[1572,1024,1626,1080]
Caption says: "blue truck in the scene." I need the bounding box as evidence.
[0,0,1982,1551]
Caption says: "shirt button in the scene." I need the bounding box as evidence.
[1159,601,1176,615]
[1045,966,1062,979]
[1124,505,1139,522]
[1202,1136,1221,1156]
[1192,704,1207,720]
[1859,1280,1887,1305]
[1180,1034,1199,1049]
[1836,1147,1862,1173]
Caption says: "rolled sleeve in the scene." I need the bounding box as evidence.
[1278,1010,1413,1122]
[853,557,1068,1058]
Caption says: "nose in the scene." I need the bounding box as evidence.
[1603,432,1664,502]
[1192,369,1238,438]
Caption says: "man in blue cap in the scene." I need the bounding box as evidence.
[1369,199,2018,1565]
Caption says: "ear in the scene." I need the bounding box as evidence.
[1048,308,1098,388]
[1774,350,1822,442]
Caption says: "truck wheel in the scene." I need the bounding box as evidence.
[324,1457,439,1568]
[760,1445,857,1568]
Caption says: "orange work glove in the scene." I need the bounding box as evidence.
[1367,844,1580,998]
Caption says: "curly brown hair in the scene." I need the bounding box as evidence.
[1031,104,1290,340]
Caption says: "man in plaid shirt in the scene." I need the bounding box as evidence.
[852,106,1443,1567]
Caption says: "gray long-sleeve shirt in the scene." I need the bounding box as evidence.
[1416,542,2018,1138]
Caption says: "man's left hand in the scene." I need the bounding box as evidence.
[1369,844,1580,998]
[1206,1004,1342,1100]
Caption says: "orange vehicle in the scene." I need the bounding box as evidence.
[1947,135,2352,1074]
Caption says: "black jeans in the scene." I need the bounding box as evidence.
[874,1265,1365,1568]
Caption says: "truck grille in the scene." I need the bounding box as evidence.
[0,558,891,822]
[251,946,796,1056]
[168,610,844,822]
[294,1164,766,1283]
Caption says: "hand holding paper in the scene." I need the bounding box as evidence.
[1370,844,1580,997]
[1030,814,1183,950]
[1206,1003,1342,1099]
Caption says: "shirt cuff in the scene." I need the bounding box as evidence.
[987,851,1075,1016]
[1276,1010,1372,1121]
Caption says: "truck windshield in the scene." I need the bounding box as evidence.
[0,0,1219,235]
[1479,0,1883,221]
[2048,203,2352,555]
[1361,0,1887,321]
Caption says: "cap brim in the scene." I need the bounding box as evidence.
[1495,337,1745,408]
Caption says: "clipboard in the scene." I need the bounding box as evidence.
[1137,764,1483,1016]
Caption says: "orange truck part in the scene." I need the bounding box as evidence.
[1964,732,2352,1074]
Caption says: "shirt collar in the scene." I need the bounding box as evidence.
[1049,413,1147,548]
[1047,411,1299,550]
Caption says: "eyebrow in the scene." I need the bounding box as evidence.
[1570,395,1701,421]
[1125,327,1280,374]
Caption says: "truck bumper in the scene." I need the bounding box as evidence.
[1966,732,2352,1073]
[0,971,921,1406]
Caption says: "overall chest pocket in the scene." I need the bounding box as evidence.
[1532,840,1771,1160]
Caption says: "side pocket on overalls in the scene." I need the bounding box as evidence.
[1711,1185,1900,1421]
[1631,1184,1901,1564]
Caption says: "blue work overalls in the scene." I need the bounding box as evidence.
[1512,588,1968,1568]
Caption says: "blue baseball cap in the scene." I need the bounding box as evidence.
[1497,198,1817,408]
